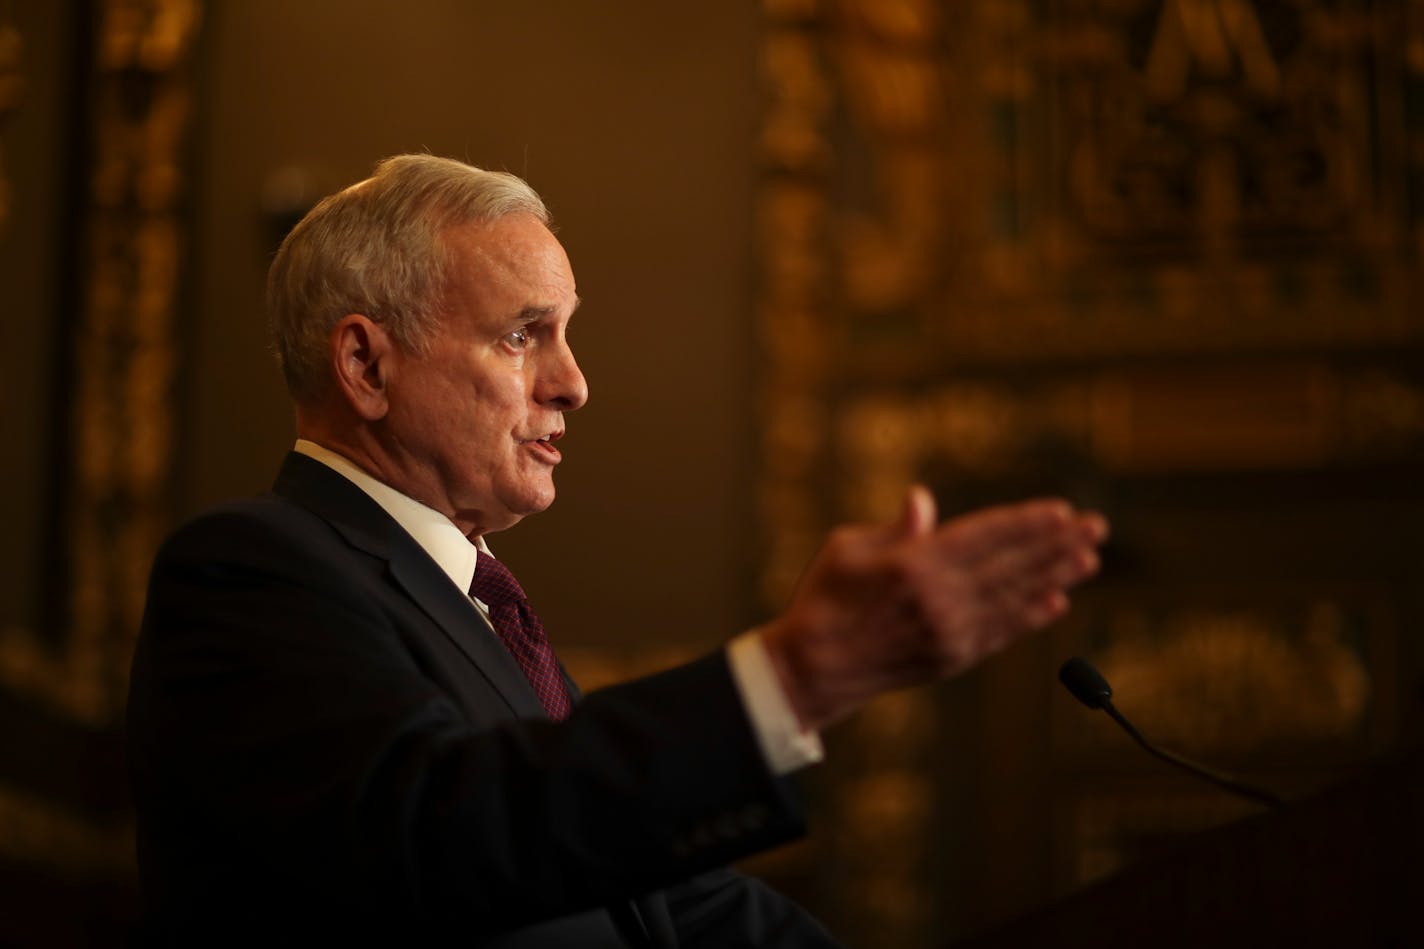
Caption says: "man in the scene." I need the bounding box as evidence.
[127,155,1107,946]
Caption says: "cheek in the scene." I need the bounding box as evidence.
[467,362,526,403]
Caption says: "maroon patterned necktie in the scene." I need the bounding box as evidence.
[470,552,573,721]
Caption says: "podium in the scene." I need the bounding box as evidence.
[953,748,1424,948]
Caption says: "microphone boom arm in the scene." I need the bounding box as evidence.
[1099,700,1285,809]
[1059,656,1286,810]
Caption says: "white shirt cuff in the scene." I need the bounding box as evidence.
[727,630,824,775]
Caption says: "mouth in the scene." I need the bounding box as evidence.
[522,431,564,463]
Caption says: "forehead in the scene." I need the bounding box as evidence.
[440,213,576,318]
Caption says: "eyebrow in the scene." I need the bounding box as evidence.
[517,295,581,321]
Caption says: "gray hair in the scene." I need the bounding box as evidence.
[267,154,550,402]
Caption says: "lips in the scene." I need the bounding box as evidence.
[523,431,563,462]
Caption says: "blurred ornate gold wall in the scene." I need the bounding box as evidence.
[2,2,769,944]
[758,0,1424,943]
[0,1,198,943]
[3,1,1424,946]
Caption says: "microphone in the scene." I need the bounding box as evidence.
[1058,657,1285,810]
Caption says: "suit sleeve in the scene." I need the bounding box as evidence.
[127,504,811,937]
[663,867,844,948]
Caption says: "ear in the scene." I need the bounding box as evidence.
[329,314,394,421]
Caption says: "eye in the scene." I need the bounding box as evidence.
[502,327,532,350]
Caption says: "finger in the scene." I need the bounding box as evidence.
[860,484,939,551]
[980,588,1070,656]
[1019,588,1071,629]
[934,498,1076,565]
[934,531,1095,647]
[1076,510,1110,546]
[959,581,1073,667]
[897,484,938,540]
[975,526,1103,608]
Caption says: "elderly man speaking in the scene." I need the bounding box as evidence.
[126,155,1107,947]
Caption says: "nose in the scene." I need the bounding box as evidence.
[535,338,588,411]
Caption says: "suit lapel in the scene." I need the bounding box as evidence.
[271,451,547,720]
[273,453,667,947]
[386,555,548,720]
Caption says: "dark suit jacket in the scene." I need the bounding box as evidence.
[126,453,841,947]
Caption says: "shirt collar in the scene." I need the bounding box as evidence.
[293,439,486,594]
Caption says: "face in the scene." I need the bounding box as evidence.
[382,213,587,536]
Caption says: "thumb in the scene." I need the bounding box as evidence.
[895,483,937,540]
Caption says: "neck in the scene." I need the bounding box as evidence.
[294,406,509,541]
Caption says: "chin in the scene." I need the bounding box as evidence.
[505,488,557,522]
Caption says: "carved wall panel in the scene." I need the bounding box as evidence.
[759,0,1424,941]
[0,8,20,232]
[0,0,201,923]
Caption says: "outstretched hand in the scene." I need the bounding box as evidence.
[760,486,1109,731]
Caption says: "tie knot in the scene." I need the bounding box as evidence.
[470,552,527,607]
